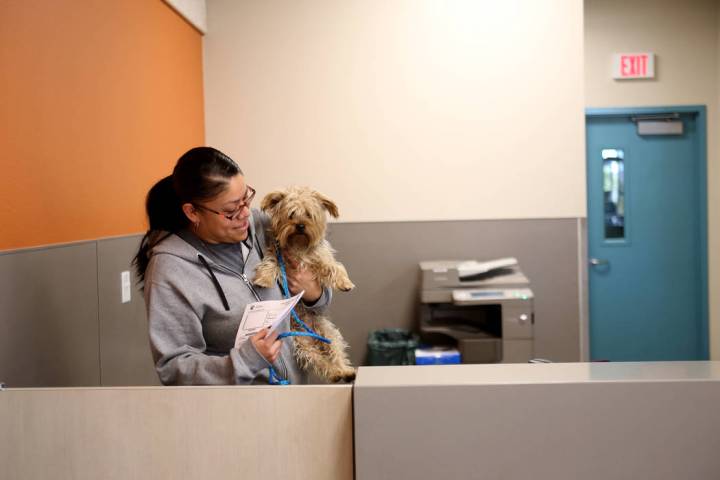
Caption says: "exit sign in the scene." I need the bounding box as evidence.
[612,53,655,79]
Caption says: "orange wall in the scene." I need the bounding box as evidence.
[0,0,205,250]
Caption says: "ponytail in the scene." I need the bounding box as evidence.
[133,175,187,285]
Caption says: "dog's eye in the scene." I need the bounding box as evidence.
[289,212,294,220]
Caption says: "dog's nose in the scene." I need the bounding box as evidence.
[296,224,305,232]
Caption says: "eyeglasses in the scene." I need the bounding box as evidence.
[193,185,256,221]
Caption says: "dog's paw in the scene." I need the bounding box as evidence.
[337,279,355,292]
[329,368,356,383]
[252,275,271,288]
[253,260,279,288]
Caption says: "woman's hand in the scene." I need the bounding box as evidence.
[286,258,322,303]
[251,328,282,364]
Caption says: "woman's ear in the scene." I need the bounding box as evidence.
[181,203,200,225]
[260,190,287,212]
[312,191,339,218]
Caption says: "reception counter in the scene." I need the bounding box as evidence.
[354,362,720,480]
[2,362,720,480]
[0,385,353,480]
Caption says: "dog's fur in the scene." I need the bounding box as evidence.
[252,186,356,383]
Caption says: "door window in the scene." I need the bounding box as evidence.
[601,148,625,240]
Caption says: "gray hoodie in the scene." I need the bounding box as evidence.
[144,209,329,385]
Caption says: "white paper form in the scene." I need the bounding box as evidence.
[234,291,304,347]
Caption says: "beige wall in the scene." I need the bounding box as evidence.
[204,0,586,222]
[584,0,720,358]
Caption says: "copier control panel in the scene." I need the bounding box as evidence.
[452,288,533,305]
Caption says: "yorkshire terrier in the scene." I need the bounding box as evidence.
[253,186,356,383]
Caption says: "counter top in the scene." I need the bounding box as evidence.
[355,361,720,387]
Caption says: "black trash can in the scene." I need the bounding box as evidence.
[366,329,419,366]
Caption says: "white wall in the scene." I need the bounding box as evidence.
[584,0,719,358]
[203,0,585,223]
[163,0,207,33]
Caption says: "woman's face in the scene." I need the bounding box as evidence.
[187,174,254,244]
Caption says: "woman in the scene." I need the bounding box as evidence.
[134,146,329,385]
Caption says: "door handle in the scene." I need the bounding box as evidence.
[589,258,609,266]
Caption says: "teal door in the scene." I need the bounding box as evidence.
[586,107,708,361]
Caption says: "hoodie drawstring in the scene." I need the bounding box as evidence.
[198,254,230,311]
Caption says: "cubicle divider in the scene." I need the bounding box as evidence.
[0,385,353,480]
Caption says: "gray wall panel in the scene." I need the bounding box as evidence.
[326,218,581,365]
[0,217,583,387]
[97,235,159,386]
[0,243,100,387]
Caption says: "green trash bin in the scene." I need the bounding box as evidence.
[366,329,419,366]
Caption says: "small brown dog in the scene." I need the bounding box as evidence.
[253,186,356,383]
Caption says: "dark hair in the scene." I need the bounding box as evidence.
[133,146,242,286]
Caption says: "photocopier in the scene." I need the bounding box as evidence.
[419,258,534,363]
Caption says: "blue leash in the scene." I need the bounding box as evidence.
[268,247,331,385]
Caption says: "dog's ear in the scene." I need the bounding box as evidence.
[261,190,287,212]
[313,191,339,218]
